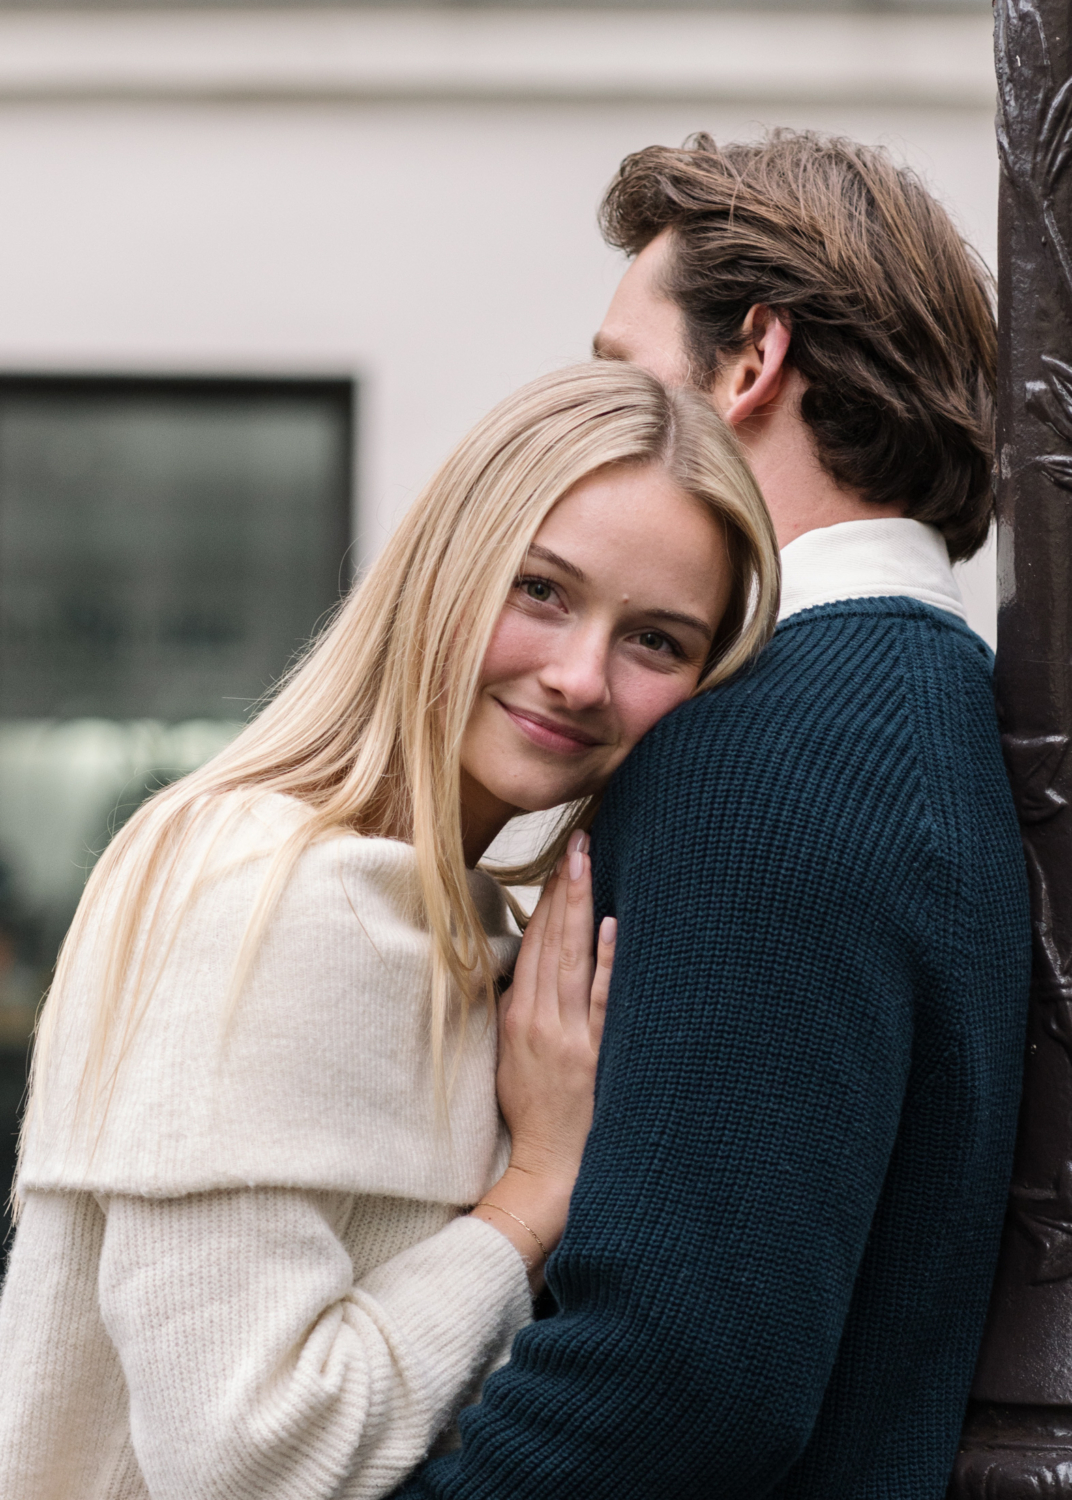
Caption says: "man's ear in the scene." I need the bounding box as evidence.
[719,306,792,428]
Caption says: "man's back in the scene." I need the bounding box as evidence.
[400,592,1029,1500]
[585,596,1027,1496]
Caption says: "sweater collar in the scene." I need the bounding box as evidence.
[778,518,965,625]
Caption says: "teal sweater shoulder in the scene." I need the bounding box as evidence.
[397,598,1031,1500]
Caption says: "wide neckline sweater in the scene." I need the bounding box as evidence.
[0,794,531,1500]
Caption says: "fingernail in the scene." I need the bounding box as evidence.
[569,849,584,881]
[599,916,617,944]
[567,829,584,854]
[579,831,590,854]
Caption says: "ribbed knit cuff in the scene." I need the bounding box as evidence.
[357,1212,531,1418]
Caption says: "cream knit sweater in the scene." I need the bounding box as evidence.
[0,793,531,1500]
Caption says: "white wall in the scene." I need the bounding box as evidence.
[0,8,1000,638]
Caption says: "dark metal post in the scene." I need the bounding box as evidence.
[950,1,1072,1492]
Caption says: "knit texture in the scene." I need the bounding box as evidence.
[397,598,1031,1500]
[21,793,516,1203]
[0,796,532,1499]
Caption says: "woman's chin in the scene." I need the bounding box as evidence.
[508,779,608,816]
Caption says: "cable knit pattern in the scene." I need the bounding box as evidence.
[0,796,531,1499]
[396,598,1031,1500]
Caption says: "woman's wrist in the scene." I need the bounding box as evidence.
[468,1164,574,1293]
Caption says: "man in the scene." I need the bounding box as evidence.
[396,131,1030,1498]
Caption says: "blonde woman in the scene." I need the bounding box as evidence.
[0,362,778,1500]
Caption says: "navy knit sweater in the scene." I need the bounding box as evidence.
[397,598,1031,1500]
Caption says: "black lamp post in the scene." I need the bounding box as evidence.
[951,1,1072,1491]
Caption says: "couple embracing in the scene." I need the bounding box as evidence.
[0,131,1030,1500]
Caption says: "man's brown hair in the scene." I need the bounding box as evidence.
[599,130,996,560]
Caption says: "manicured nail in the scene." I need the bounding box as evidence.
[579,831,590,854]
[567,829,585,854]
[599,916,617,945]
[569,848,584,881]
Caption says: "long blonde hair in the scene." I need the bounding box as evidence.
[25,361,779,1148]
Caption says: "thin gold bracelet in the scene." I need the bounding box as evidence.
[475,1201,549,1262]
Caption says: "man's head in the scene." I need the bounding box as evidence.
[595,130,997,561]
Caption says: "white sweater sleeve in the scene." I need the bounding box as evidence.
[97,1187,531,1500]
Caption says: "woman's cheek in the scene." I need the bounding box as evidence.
[614,668,697,750]
[479,609,549,687]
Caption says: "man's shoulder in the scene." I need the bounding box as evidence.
[593,596,1014,924]
[645,596,990,751]
[600,597,999,844]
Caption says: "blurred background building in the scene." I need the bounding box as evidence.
[0,0,995,1253]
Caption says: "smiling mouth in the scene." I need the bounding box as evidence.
[496,701,605,755]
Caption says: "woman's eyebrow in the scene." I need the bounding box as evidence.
[647,607,715,637]
[526,543,588,583]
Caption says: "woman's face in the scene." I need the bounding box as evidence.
[459,461,733,856]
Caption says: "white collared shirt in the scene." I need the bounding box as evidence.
[778,518,966,625]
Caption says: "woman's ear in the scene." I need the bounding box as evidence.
[717,306,792,428]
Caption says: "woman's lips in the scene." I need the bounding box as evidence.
[497,702,603,756]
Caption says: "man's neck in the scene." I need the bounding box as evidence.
[765,486,908,552]
[731,372,905,549]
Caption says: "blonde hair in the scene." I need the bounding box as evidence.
[24,361,778,1157]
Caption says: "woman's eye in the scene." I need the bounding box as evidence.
[518,577,554,603]
[636,630,675,654]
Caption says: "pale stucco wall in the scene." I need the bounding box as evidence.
[0,7,1000,639]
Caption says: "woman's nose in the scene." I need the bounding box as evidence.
[538,628,612,710]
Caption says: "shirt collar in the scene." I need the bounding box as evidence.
[778,518,966,625]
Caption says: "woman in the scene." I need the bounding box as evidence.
[0,362,778,1499]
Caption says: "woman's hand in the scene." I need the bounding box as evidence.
[469,828,615,1290]
[497,829,612,1181]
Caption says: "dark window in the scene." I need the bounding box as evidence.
[0,374,354,1259]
